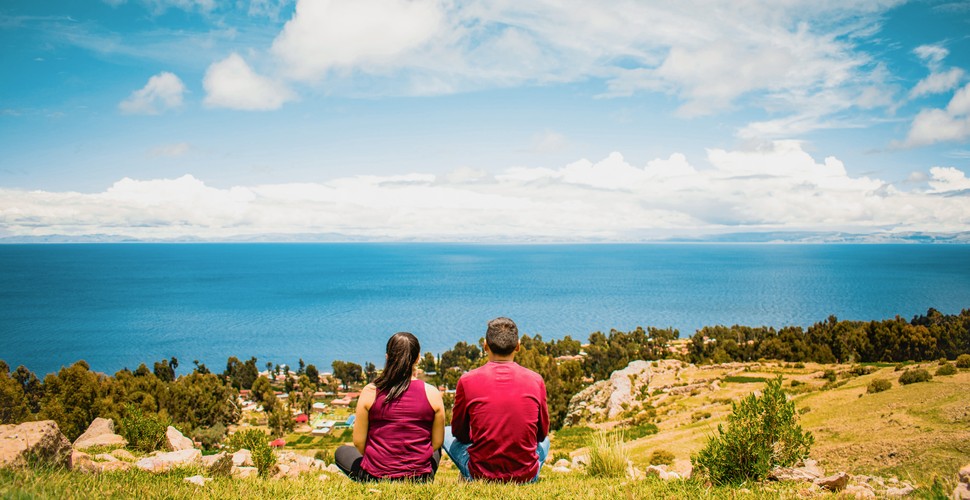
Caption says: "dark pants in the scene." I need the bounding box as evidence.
[334,445,441,482]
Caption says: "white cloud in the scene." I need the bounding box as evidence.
[914,44,948,67]
[3,142,967,240]
[530,130,568,154]
[910,43,965,99]
[270,0,443,81]
[903,83,970,147]
[118,72,186,115]
[202,53,294,110]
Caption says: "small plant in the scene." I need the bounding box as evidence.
[550,451,570,464]
[894,363,905,372]
[899,368,932,385]
[691,411,712,422]
[935,363,957,376]
[648,449,675,466]
[848,365,875,377]
[790,379,802,387]
[938,358,949,365]
[314,449,333,464]
[691,375,813,485]
[226,429,276,476]
[119,405,168,453]
[821,370,837,382]
[586,431,629,478]
[209,453,233,477]
[867,379,891,393]
[793,362,805,369]
[956,354,970,369]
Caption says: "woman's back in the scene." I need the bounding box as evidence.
[360,379,435,478]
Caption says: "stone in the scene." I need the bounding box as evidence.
[165,426,194,451]
[644,465,669,480]
[0,420,73,469]
[960,464,970,484]
[815,472,850,492]
[551,466,571,473]
[554,459,571,469]
[571,454,589,468]
[843,484,876,499]
[666,472,681,480]
[671,459,693,479]
[72,453,100,474]
[326,463,342,474]
[184,475,212,486]
[134,448,201,472]
[626,463,644,480]
[110,449,136,461]
[955,483,970,500]
[94,453,118,462]
[73,418,127,450]
[200,452,226,468]
[232,466,258,478]
[884,485,915,496]
[232,449,253,467]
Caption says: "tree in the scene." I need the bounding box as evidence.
[0,366,29,424]
[250,375,273,406]
[297,358,305,376]
[331,361,363,389]
[420,352,437,373]
[224,356,259,390]
[193,360,210,374]
[164,371,240,430]
[39,361,106,441]
[305,364,319,384]
[12,365,43,413]
[364,362,377,383]
[153,359,175,383]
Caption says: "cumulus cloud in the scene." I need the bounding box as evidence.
[910,44,965,98]
[118,72,186,115]
[903,83,970,147]
[202,53,294,110]
[2,142,967,240]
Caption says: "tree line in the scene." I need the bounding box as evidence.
[1,308,967,440]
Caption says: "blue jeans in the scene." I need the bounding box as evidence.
[442,426,550,482]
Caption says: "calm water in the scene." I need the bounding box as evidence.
[1,243,968,376]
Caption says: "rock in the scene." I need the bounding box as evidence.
[232,466,258,478]
[671,459,693,479]
[884,485,915,496]
[326,463,342,474]
[554,459,571,469]
[94,453,118,462]
[961,464,970,484]
[626,462,644,480]
[565,360,687,423]
[72,453,99,474]
[314,459,327,470]
[73,418,127,450]
[551,466,571,473]
[571,454,589,468]
[815,472,850,492]
[954,482,970,500]
[0,420,73,469]
[184,475,211,486]
[666,472,682,480]
[232,449,253,467]
[644,465,669,480]
[165,426,194,451]
[134,448,202,472]
[768,461,823,482]
[200,452,226,468]
[110,449,136,461]
[843,484,876,498]
[99,461,133,472]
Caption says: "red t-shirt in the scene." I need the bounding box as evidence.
[451,361,550,483]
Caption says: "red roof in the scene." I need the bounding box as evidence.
[294,414,308,423]
[270,438,286,448]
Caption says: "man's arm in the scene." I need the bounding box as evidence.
[451,377,472,443]
[536,379,550,443]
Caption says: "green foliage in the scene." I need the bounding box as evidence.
[120,404,168,452]
[224,357,259,390]
[724,376,767,384]
[866,379,892,393]
[585,431,628,478]
[0,365,30,424]
[331,360,363,389]
[649,449,675,466]
[935,363,957,376]
[209,453,233,477]
[39,361,105,442]
[314,449,333,464]
[226,429,276,476]
[692,411,712,422]
[899,368,932,385]
[692,376,814,485]
[821,370,837,383]
[165,371,240,430]
[191,423,227,450]
[956,354,970,369]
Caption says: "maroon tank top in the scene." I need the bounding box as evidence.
[360,379,435,478]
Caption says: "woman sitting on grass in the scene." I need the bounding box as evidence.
[334,332,445,482]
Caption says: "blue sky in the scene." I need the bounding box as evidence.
[2,0,970,241]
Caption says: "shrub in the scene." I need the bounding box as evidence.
[691,411,712,422]
[586,431,628,478]
[848,365,875,377]
[790,380,802,387]
[935,363,957,376]
[691,375,813,485]
[894,363,905,372]
[793,362,805,369]
[821,370,837,383]
[898,369,932,385]
[867,379,891,393]
[550,451,570,464]
[191,423,227,450]
[226,429,276,476]
[648,449,675,466]
[314,449,333,464]
[938,358,949,366]
[119,404,168,452]
[956,354,970,369]
[209,453,233,477]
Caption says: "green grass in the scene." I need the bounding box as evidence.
[723,376,768,384]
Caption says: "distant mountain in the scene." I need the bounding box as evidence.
[2,231,969,244]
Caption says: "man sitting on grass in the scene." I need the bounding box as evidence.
[443,317,551,483]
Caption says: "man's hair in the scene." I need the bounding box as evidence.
[486,317,519,356]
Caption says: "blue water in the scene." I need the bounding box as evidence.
[1,243,968,376]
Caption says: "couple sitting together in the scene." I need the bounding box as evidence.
[334,317,551,483]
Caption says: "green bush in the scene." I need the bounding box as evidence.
[935,363,957,376]
[956,354,970,369]
[191,423,226,450]
[899,368,932,385]
[585,431,628,478]
[209,453,233,477]
[119,405,168,452]
[226,429,276,476]
[821,370,837,382]
[648,449,675,466]
[314,449,333,465]
[691,376,813,485]
[550,451,570,464]
[866,379,891,393]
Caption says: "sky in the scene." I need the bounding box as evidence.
[2,0,970,241]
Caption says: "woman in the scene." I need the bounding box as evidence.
[334,332,445,482]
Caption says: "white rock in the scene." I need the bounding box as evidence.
[165,426,195,451]
[551,466,572,473]
[183,475,211,486]
[232,449,253,467]
[73,418,128,451]
[134,448,202,472]
[232,466,258,478]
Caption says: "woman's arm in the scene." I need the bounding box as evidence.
[352,384,377,455]
[425,383,445,450]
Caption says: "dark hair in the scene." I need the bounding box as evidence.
[373,332,421,402]
[486,317,519,356]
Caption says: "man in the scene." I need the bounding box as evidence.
[444,317,551,483]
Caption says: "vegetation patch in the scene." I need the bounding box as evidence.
[723,376,767,384]
[586,431,628,478]
[866,379,892,394]
[899,369,932,385]
[956,354,970,369]
[935,363,957,376]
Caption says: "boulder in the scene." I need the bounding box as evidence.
[0,420,73,469]
[960,464,970,484]
[884,485,915,497]
[94,453,119,462]
[815,472,850,492]
[201,452,226,468]
[110,448,136,461]
[571,454,589,469]
[644,464,669,480]
[232,466,258,478]
[843,484,876,499]
[954,482,970,500]
[73,418,127,450]
[134,448,201,472]
[165,426,195,451]
[326,463,342,474]
[553,458,571,469]
[184,475,212,486]
[232,449,253,467]
[768,459,823,482]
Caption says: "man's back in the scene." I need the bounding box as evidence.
[451,361,549,482]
